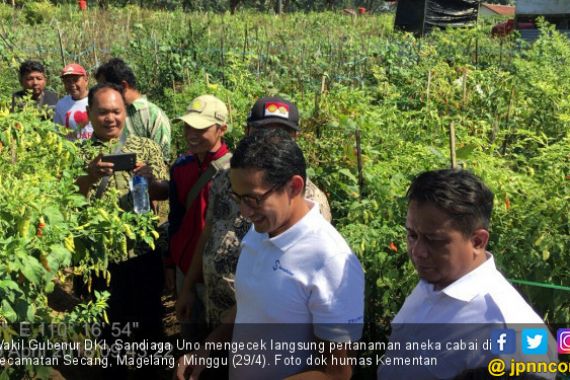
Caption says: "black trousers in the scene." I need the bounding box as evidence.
[74,252,164,379]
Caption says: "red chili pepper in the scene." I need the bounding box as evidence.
[389,242,398,252]
[505,197,511,210]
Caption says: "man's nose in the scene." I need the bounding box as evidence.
[239,201,255,218]
[410,238,428,259]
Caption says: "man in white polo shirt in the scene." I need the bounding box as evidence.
[377,169,556,380]
[177,129,364,380]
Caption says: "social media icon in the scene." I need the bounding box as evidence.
[522,328,548,355]
[491,329,516,354]
[557,328,570,354]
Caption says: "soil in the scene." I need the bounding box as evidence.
[43,288,182,380]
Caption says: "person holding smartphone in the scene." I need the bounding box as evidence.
[75,82,169,379]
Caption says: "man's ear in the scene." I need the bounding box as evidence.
[288,175,305,198]
[218,124,228,135]
[120,80,130,91]
[471,229,490,253]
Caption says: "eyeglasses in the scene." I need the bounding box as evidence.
[229,184,282,208]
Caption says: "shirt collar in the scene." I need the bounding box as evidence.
[436,253,496,302]
[266,200,318,252]
[129,96,148,111]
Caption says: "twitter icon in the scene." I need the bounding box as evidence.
[522,328,549,355]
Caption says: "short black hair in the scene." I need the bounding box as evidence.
[231,128,306,190]
[88,82,127,108]
[19,60,45,79]
[94,58,137,90]
[406,169,494,236]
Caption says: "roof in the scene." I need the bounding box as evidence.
[516,0,570,15]
[481,3,515,16]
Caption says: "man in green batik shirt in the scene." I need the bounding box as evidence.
[76,84,168,215]
[95,58,172,162]
[75,82,168,379]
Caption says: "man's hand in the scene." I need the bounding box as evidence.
[135,162,169,200]
[176,348,210,380]
[134,161,154,181]
[176,286,196,322]
[86,153,114,181]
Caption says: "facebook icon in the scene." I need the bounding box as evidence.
[491,329,516,354]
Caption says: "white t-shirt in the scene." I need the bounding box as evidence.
[377,254,557,379]
[230,200,364,379]
[54,95,93,140]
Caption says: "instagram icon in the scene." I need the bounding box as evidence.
[557,328,570,354]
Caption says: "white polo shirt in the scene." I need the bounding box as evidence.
[377,254,557,379]
[231,200,364,379]
[393,254,544,325]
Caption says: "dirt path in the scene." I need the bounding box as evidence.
[46,292,181,380]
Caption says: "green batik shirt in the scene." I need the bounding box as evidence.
[78,134,169,259]
[125,97,172,161]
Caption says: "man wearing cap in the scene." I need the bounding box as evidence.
[54,63,93,140]
[176,129,364,380]
[245,96,331,220]
[176,96,333,340]
[174,99,339,379]
[95,58,171,161]
[144,94,229,309]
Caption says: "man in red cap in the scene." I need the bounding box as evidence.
[54,63,93,140]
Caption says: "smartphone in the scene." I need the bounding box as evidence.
[101,153,137,171]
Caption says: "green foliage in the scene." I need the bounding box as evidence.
[0,105,158,320]
[0,9,568,378]
[22,0,57,24]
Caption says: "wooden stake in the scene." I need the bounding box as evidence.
[449,123,457,169]
[501,86,516,155]
[57,24,66,67]
[242,22,248,61]
[355,128,365,198]
[226,96,234,128]
[426,70,432,110]
[462,70,468,107]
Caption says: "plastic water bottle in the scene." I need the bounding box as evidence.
[130,176,150,214]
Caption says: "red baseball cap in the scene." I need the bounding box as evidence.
[61,63,87,77]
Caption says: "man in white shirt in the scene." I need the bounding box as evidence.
[377,169,557,380]
[54,63,93,140]
[177,129,364,380]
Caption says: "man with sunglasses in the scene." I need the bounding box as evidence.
[177,129,364,380]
